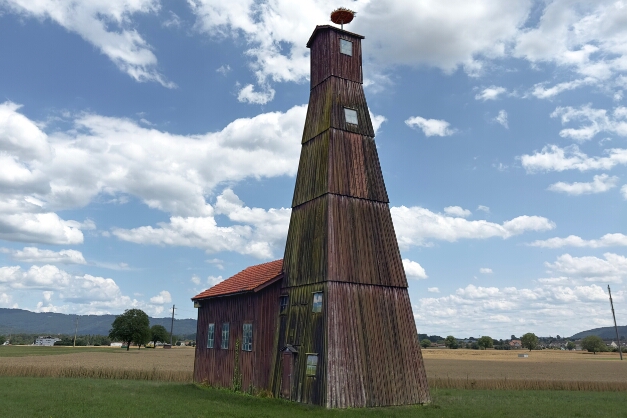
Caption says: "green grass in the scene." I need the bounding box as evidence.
[1,377,626,417]
[0,346,116,357]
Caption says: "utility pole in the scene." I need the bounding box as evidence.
[73,316,79,348]
[170,305,176,346]
[608,285,623,361]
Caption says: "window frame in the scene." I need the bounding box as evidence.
[279,295,289,314]
[306,354,318,376]
[344,107,358,125]
[340,39,353,56]
[242,323,253,352]
[207,323,215,349]
[312,291,323,313]
[221,323,230,350]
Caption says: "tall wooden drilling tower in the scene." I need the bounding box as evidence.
[272,12,430,407]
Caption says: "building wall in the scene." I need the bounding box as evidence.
[193,280,282,391]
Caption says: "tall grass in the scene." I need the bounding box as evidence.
[0,364,192,382]
[429,376,627,391]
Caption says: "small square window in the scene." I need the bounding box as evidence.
[312,292,323,313]
[221,323,229,349]
[207,323,215,349]
[344,108,358,125]
[279,295,289,314]
[306,354,318,376]
[340,39,352,56]
[242,323,253,352]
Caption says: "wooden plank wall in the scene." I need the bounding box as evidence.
[310,29,363,89]
[302,77,375,142]
[326,282,431,407]
[292,129,388,207]
[193,281,281,391]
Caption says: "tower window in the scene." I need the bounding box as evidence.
[340,39,352,56]
[312,292,323,313]
[279,295,289,314]
[344,108,358,125]
[306,354,318,376]
[207,323,215,348]
[242,323,253,351]
[221,323,229,349]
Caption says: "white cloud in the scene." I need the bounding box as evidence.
[547,174,619,195]
[546,253,627,283]
[443,206,471,218]
[216,65,231,75]
[475,86,507,101]
[405,116,456,137]
[190,275,201,285]
[369,111,387,135]
[391,206,555,248]
[479,268,493,274]
[622,185,627,199]
[531,78,596,99]
[551,105,627,142]
[402,259,428,280]
[150,290,172,304]
[2,247,86,264]
[519,145,627,173]
[494,110,508,129]
[427,287,440,293]
[207,275,224,286]
[477,205,490,213]
[2,0,173,87]
[237,84,276,105]
[529,233,627,248]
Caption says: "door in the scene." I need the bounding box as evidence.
[281,351,293,399]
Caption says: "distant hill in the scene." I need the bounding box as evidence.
[0,308,197,336]
[569,325,627,340]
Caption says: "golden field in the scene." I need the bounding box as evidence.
[1,346,626,390]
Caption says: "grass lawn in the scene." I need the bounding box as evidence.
[1,377,626,417]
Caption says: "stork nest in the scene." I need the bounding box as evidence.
[330,7,356,25]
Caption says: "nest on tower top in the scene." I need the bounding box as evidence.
[330,8,356,25]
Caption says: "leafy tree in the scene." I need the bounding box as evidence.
[108,309,151,351]
[477,336,493,350]
[420,339,431,348]
[511,334,517,340]
[556,334,561,340]
[445,335,459,349]
[150,325,170,348]
[581,335,605,354]
[521,333,539,351]
[566,341,576,350]
[470,342,479,350]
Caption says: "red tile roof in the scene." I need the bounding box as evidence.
[192,259,283,300]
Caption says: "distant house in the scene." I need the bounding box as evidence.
[509,340,522,349]
[34,336,60,346]
[110,342,123,347]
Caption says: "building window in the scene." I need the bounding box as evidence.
[242,323,253,351]
[221,323,229,349]
[306,354,318,376]
[344,108,358,125]
[312,292,323,313]
[279,295,289,314]
[207,323,215,349]
[340,39,352,56]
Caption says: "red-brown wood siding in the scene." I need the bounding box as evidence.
[310,28,363,89]
[193,280,281,391]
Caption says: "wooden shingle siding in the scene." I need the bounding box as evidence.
[193,280,281,391]
[292,129,388,207]
[309,28,363,89]
[302,77,375,142]
[326,282,430,407]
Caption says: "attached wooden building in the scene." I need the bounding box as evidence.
[193,24,430,408]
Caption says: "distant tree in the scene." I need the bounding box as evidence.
[108,309,151,351]
[566,341,576,351]
[556,334,561,340]
[477,336,493,350]
[511,334,517,340]
[150,325,170,348]
[420,339,431,348]
[445,335,459,349]
[521,333,539,351]
[470,342,479,350]
[581,335,605,354]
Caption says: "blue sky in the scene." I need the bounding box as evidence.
[1,0,626,339]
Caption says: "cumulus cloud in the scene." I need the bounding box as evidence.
[2,247,86,264]
[529,233,627,248]
[519,145,627,173]
[475,86,507,101]
[2,0,173,87]
[391,206,555,248]
[547,174,619,195]
[443,206,471,218]
[545,253,627,283]
[150,290,172,304]
[622,185,627,199]
[427,287,440,293]
[402,259,428,280]
[531,78,596,99]
[405,116,456,137]
[494,110,508,128]
[479,268,493,274]
[477,205,490,213]
[551,105,627,142]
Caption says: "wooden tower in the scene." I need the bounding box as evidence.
[271,18,431,408]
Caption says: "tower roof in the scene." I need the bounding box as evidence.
[306,25,364,48]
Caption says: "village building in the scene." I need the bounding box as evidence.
[193,12,430,408]
[34,336,60,346]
